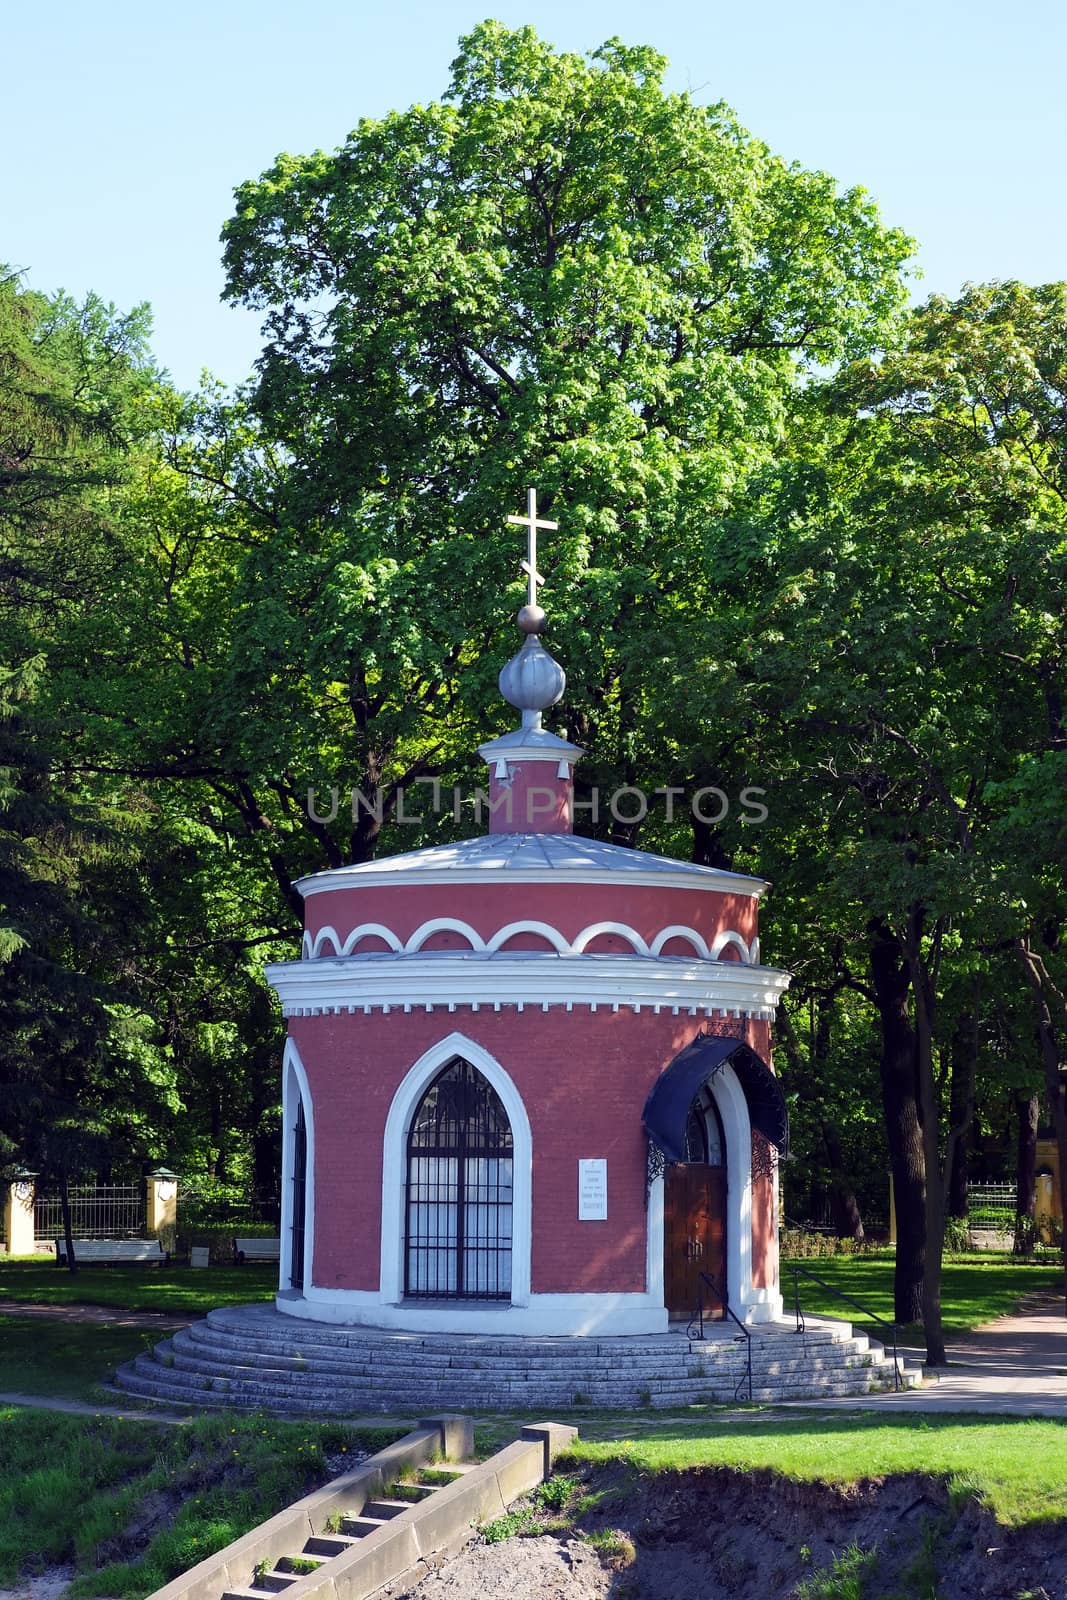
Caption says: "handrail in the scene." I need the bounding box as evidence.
[788,1263,903,1392]
[687,1271,753,1403]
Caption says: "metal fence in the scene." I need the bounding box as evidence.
[968,1182,1016,1227]
[34,1185,145,1242]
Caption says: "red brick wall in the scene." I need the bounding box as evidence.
[290,1004,780,1299]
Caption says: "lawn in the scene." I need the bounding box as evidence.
[0,1316,152,1402]
[782,1250,1064,1341]
[0,1407,403,1598]
[567,1411,1067,1526]
[0,1258,277,1315]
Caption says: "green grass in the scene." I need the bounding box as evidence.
[0,1259,277,1315]
[566,1412,1067,1526]
[0,1407,403,1598]
[782,1250,1063,1340]
[0,1316,156,1402]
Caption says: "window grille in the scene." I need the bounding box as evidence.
[404,1058,513,1301]
[290,1099,308,1289]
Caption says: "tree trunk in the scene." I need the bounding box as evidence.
[946,1012,976,1219]
[58,1168,78,1276]
[905,919,949,1368]
[821,1117,865,1241]
[1016,940,1067,1304]
[869,921,925,1324]
[1013,1092,1040,1256]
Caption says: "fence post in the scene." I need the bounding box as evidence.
[146,1169,178,1243]
[4,1169,37,1256]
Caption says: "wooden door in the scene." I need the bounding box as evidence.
[664,1164,727,1319]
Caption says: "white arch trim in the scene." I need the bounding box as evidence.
[649,925,711,959]
[485,920,571,954]
[378,1032,533,1309]
[571,920,651,955]
[278,1038,315,1297]
[302,917,757,965]
[304,923,404,959]
[710,930,753,962]
[403,918,486,953]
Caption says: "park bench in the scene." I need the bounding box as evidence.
[233,1236,281,1265]
[54,1238,168,1267]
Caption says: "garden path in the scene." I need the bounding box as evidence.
[810,1295,1067,1417]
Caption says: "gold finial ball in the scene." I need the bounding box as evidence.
[517,603,547,635]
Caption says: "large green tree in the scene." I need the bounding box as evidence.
[210,21,911,871]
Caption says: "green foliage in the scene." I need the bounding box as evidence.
[0,1408,402,1594]
[941,1215,971,1253]
[211,18,911,885]
[794,1543,877,1600]
[779,1230,869,1260]
[570,1414,1067,1526]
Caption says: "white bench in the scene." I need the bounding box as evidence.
[55,1238,168,1267]
[233,1236,281,1265]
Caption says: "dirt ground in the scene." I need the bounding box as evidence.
[0,1569,76,1600]
[379,1462,1067,1600]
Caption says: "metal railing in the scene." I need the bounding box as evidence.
[686,1270,753,1403]
[788,1263,903,1392]
[34,1185,145,1241]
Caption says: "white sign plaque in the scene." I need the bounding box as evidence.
[578,1158,608,1220]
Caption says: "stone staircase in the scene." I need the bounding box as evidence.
[219,1463,478,1600]
[115,1303,923,1413]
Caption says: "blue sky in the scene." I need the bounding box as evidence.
[6,0,1064,392]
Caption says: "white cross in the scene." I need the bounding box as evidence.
[507,487,558,609]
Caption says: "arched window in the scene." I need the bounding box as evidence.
[683,1091,726,1166]
[405,1058,513,1300]
[289,1098,307,1290]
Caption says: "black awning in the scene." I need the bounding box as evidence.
[642,1034,790,1161]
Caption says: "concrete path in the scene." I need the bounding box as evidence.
[0,1299,197,1329]
[810,1298,1067,1417]
[0,1391,194,1424]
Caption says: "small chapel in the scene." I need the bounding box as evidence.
[264,492,791,1337]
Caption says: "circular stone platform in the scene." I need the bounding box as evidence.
[115,1303,921,1414]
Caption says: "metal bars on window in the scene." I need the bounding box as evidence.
[290,1100,307,1290]
[404,1058,513,1301]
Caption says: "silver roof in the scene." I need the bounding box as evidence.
[296,832,768,898]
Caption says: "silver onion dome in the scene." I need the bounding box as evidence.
[498,634,566,732]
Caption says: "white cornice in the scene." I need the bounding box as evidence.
[299,864,767,899]
[264,950,790,1018]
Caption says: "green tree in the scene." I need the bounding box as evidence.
[727,282,1067,1353]
[211,21,911,873]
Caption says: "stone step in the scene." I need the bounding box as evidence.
[301,1535,360,1557]
[120,1359,902,1411]
[151,1344,895,1395]
[178,1322,874,1369]
[202,1306,862,1356]
[161,1338,889,1384]
[338,1516,392,1537]
[254,1571,298,1591]
[140,1339,898,1382]
[360,1498,413,1521]
[180,1328,874,1375]
[119,1356,895,1408]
